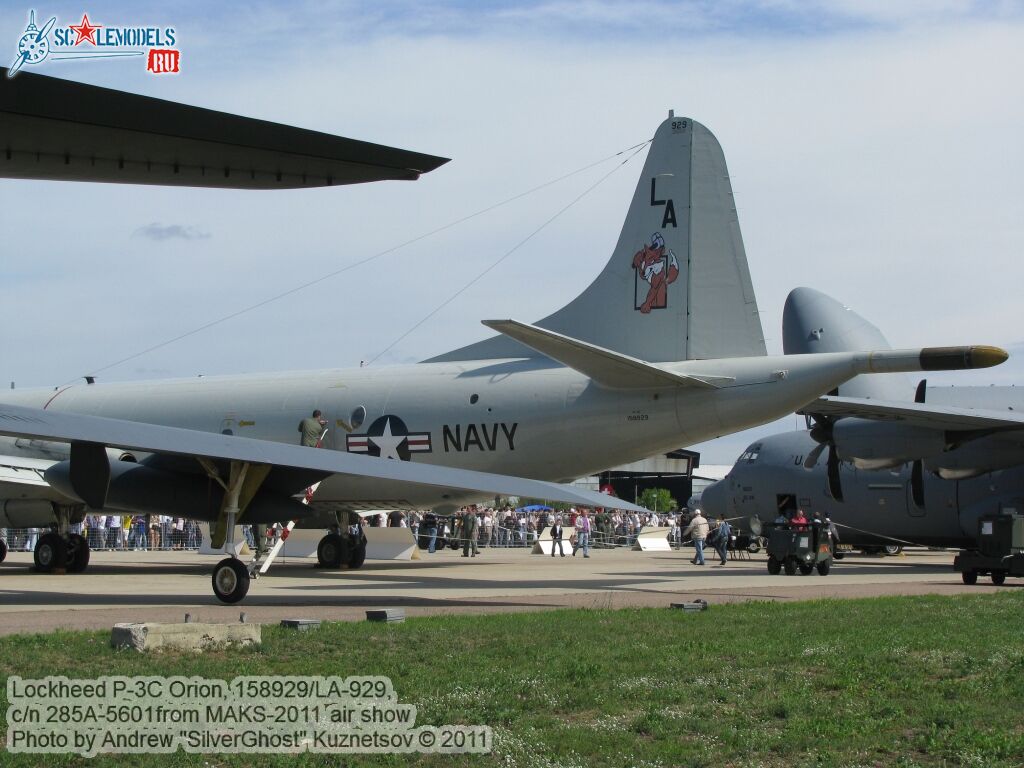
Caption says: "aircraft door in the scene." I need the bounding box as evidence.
[906,478,926,517]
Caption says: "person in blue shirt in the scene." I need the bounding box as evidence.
[712,515,732,566]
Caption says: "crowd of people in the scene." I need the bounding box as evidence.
[359,505,744,560]
[0,515,205,552]
[2,505,755,562]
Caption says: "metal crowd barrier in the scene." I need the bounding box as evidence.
[0,526,205,552]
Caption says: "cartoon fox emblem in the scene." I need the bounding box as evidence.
[632,232,679,313]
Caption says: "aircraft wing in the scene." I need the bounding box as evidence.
[0,455,63,500]
[0,403,646,513]
[482,320,733,389]
[0,66,449,188]
[801,396,1024,433]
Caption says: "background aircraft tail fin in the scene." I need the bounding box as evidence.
[428,115,765,364]
[783,286,910,400]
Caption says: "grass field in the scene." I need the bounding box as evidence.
[2,592,1023,767]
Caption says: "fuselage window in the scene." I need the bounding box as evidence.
[743,444,761,463]
[350,406,366,431]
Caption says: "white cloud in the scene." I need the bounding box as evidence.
[133,223,211,241]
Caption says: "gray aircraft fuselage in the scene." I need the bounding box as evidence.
[0,351,885,513]
[704,428,1024,548]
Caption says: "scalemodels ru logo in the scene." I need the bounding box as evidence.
[8,9,180,77]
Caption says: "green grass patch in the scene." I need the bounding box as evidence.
[2,593,1023,767]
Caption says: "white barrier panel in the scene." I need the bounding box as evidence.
[532,528,570,556]
[197,526,252,557]
[364,527,420,561]
[199,524,419,561]
[632,527,672,552]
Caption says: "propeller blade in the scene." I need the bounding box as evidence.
[808,415,834,445]
[804,442,827,469]
[911,459,925,507]
[826,445,844,502]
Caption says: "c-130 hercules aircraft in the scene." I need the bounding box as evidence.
[0,69,1006,602]
[701,287,1024,555]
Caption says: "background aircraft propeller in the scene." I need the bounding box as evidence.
[805,413,844,502]
[911,379,927,507]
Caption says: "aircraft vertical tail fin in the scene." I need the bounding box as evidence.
[428,115,765,364]
[782,287,910,400]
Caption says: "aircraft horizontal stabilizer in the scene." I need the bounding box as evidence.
[0,403,647,513]
[801,396,1024,433]
[481,320,733,389]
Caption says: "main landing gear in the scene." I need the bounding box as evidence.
[316,531,367,569]
[33,508,91,574]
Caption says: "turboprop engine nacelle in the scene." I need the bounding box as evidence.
[928,435,1024,480]
[832,419,947,469]
[44,458,310,524]
[1,499,57,528]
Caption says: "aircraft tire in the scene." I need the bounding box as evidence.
[783,559,797,576]
[66,534,90,574]
[212,558,250,604]
[961,570,978,585]
[767,556,781,575]
[0,538,6,564]
[817,560,831,576]
[833,551,845,560]
[348,535,367,569]
[883,545,903,556]
[746,541,761,554]
[799,563,814,576]
[317,533,347,568]
[35,532,66,572]
[991,571,1006,586]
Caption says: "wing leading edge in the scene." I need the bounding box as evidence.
[801,396,1024,433]
[0,403,647,513]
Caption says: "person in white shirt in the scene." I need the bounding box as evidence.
[682,509,710,565]
[572,509,592,558]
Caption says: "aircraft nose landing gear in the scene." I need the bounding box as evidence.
[212,557,251,604]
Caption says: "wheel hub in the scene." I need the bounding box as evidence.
[216,566,238,594]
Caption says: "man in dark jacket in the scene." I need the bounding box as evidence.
[549,517,565,557]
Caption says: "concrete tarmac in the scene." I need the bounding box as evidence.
[0,545,1014,636]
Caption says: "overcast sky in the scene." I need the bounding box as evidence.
[1,1,1022,464]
